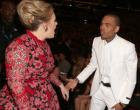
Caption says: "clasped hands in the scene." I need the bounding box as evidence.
[65,78,79,91]
[60,78,79,101]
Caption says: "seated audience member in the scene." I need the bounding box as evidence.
[68,54,92,110]
[71,56,86,78]
[75,74,93,110]
[0,0,20,47]
[58,51,72,73]
[0,0,20,89]
[57,51,72,83]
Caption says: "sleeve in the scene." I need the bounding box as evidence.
[6,44,30,110]
[77,38,98,83]
[120,44,138,104]
[48,67,62,87]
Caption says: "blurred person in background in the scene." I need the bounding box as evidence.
[0,0,20,48]
[0,0,20,90]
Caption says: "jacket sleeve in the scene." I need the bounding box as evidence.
[77,38,98,83]
[6,44,30,110]
[120,44,138,104]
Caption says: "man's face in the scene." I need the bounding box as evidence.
[100,15,119,41]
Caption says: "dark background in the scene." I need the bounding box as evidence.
[3,0,140,52]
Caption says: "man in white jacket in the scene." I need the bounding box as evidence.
[66,13,138,110]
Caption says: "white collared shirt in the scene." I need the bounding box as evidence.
[101,36,118,83]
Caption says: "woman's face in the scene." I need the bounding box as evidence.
[46,13,58,39]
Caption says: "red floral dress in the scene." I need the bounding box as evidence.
[0,31,61,110]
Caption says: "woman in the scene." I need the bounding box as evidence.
[0,0,69,109]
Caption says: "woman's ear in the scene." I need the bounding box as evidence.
[42,22,48,31]
[28,16,35,24]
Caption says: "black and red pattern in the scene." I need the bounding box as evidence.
[0,31,61,110]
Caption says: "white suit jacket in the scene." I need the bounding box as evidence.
[77,35,137,104]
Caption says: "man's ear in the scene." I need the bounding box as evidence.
[115,26,120,33]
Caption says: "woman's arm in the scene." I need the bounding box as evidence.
[6,43,30,110]
[48,67,69,101]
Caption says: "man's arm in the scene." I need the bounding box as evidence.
[76,39,98,84]
[65,38,98,90]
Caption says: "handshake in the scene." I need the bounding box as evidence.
[59,78,79,101]
[65,78,79,91]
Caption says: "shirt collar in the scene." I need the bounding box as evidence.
[103,34,118,47]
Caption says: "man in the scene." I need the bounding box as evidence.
[66,13,137,110]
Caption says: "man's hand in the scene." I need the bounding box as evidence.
[65,78,79,91]
[112,103,126,110]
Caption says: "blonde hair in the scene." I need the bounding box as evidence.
[17,0,54,30]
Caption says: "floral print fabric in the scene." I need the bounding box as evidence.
[0,31,61,110]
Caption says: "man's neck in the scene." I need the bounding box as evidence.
[106,35,116,43]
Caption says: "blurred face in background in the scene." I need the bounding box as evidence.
[0,1,16,23]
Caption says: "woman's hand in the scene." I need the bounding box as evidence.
[65,78,78,91]
[59,84,69,101]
